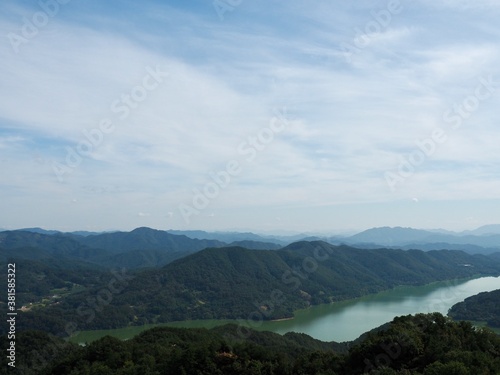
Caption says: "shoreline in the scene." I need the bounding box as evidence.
[270,317,294,322]
[69,274,499,344]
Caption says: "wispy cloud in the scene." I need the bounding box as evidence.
[1,0,500,232]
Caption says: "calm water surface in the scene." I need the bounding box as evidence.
[256,276,500,341]
[71,276,499,344]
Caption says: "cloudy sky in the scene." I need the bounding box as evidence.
[1,0,500,234]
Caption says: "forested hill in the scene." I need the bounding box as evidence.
[449,289,500,328]
[0,228,229,269]
[12,241,500,335]
[2,313,499,374]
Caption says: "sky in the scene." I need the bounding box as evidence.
[1,0,500,234]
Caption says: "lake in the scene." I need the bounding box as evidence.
[70,276,500,344]
[254,276,500,341]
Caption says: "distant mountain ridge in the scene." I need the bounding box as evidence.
[225,240,282,250]
[342,226,500,254]
[78,227,226,254]
[4,224,500,261]
[461,224,500,236]
[0,230,102,260]
[166,225,500,254]
[347,226,433,244]
[16,227,112,237]
[0,227,283,269]
[0,228,227,268]
[166,229,288,246]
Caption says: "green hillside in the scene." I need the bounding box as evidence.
[10,241,500,336]
[449,289,500,328]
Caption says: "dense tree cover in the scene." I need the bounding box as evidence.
[0,258,106,306]
[346,313,500,374]
[1,313,498,374]
[449,289,500,328]
[0,228,228,270]
[5,242,500,336]
[91,248,197,269]
[0,231,91,256]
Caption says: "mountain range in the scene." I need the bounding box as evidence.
[3,225,500,272]
[9,240,500,335]
[5,224,500,253]
[339,226,500,254]
[0,227,280,269]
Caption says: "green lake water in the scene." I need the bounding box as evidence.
[70,276,499,344]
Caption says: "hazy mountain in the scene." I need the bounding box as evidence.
[426,228,462,235]
[225,240,282,250]
[16,227,62,235]
[68,230,115,237]
[7,225,500,270]
[398,242,500,255]
[490,252,500,261]
[0,231,105,260]
[461,224,500,236]
[4,227,117,237]
[344,226,500,254]
[165,229,333,246]
[166,229,287,246]
[347,226,437,245]
[0,228,228,269]
[79,227,226,254]
[429,233,500,248]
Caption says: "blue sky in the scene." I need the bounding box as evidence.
[1,0,500,233]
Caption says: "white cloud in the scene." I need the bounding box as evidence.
[1,1,500,232]
[421,0,500,11]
